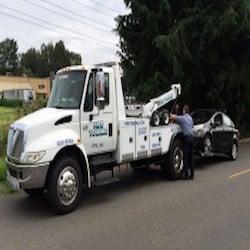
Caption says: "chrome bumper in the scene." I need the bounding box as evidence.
[6,159,49,190]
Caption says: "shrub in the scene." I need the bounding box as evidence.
[0,158,6,182]
[0,99,23,107]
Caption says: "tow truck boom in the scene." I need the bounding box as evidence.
[142,84,181,125]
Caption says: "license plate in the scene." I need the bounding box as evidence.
[6,171,20,191]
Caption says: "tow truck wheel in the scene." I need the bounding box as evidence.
[47,157,83,215]
[161,139,183,180]
[150,111,161,126]
[160,109,170,125]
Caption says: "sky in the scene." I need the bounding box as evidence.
[0,0,128,65]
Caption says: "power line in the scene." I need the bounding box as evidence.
[40,0,114,29]
[71,0,113,16]
[22,0,112,34]
[88,0,120,14]
[0,10,115,48]
[0,3,115,46]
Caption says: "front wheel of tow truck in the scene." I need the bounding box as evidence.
[161,139,184,180]
[46,157,83,215]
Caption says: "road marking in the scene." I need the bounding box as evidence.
[229,168,250,179]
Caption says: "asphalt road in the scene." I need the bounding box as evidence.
[1,143,250,250]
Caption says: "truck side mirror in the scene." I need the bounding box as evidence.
[95,72,105,103]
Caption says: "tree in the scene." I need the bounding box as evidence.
[116,0,250,135]
[20,48,40,77]
[0,38,19,75]
[20,40,82,77]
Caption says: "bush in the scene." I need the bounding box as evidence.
[0,99,23,107]
[0,158,6,182]
[22,97,48,115]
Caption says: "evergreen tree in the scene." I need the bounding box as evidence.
[116,0,250,134]
[0,38,19,75]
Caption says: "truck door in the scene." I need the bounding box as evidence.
[211,113,224,152]
[81,70,116,155]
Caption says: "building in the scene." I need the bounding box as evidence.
[1,83,34,102]
[0,75,51,101]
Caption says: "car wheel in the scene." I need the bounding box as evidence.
[229,142,238,161]
[161,139,183,180]
[47,157,83,215]
[204,135,212,157]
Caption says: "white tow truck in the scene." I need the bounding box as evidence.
[6,62,184,214]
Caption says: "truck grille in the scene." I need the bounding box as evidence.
[7,128,24,160]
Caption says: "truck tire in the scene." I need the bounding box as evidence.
[47,156,83,215]
[161,139,183,180]
[228,141,238,161]
[150,111,161,126]
[24,188,44,197]
[160,109,170,125]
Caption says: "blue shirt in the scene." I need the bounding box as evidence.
[176,114,194,136]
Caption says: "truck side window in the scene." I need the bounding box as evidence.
[84,74,94,112]
[95,73,110,106]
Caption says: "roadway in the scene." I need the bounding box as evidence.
[0,142,250,250]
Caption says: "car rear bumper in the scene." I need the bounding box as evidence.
[6,158,49,190]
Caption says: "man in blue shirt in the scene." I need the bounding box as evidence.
[170,105,194,180]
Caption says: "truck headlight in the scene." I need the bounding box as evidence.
[24,151,46,163]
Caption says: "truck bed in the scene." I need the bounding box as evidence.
[117,118,179,164]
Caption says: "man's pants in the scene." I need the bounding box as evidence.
[183,135,194,177]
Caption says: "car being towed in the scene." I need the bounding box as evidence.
[191,109,239,160]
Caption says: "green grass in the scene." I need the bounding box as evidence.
[0,158,6,181]
[0,158,14,194]
[0,106,23,194]
[0,106,16,113]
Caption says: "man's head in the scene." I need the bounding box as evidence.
[183,105,190,114]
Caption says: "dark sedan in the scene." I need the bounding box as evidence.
[191,110,240,160]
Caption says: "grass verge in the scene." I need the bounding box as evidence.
[0,158,14,194]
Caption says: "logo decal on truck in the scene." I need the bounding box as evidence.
[89,121,108,137]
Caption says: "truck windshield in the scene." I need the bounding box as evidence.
[48,71,87,109]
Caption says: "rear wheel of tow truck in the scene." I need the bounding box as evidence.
[161,139,183,180]
[47,157,83,215]
[160,109,170,125]
[229,141,238,161]
[150,111,161,127]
